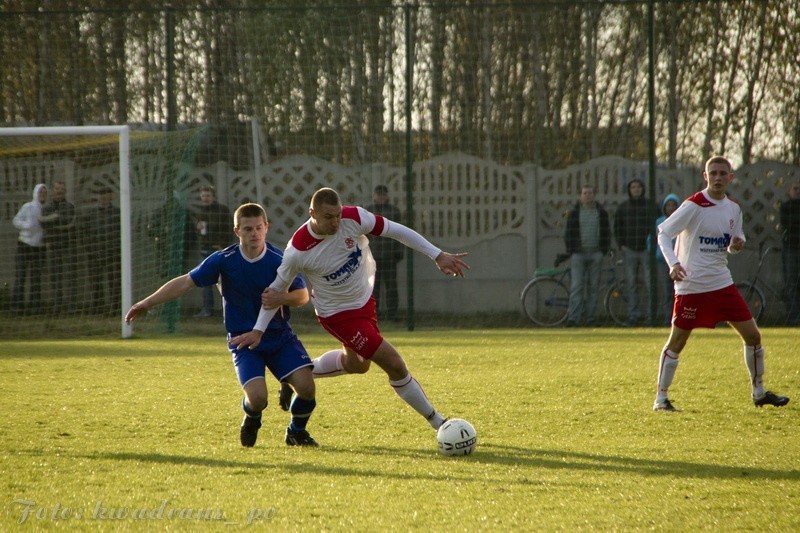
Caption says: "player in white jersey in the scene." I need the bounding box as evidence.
[653,156,789,411]
[231,187,469,435]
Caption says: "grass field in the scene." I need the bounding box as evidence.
[1,326,798,531]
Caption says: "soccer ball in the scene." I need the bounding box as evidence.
[437,418,477,456]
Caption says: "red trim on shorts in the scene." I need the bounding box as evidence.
[316,297,383,358]
[672,284,752,330]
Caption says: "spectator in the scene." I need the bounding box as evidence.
[40,180,77,314]
[648,193,680,325]
[365,185,404,321]
[564,184,612,327]
[12,184,48,314]
[193,185,232,317]
[614,179,660,325]
[780,180,800,325]
[147,191,194,279]
[83,186,121,314]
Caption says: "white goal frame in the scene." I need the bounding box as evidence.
[0,126,133,338]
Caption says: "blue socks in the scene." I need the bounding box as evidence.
[242,397,262,419]
[288,397,316,432]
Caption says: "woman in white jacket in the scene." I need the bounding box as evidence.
[12,183,48,313]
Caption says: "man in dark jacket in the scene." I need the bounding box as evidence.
[564,184,611,326]
[40,180,77,313]
[83,186,121,313]
[366,185,404,320]
[193,185,232,317]
[613,179,659,325]
[780,181,800,325]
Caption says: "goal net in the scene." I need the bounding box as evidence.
[0,126,205,338]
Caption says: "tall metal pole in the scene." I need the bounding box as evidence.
[404,3,415,331]
[119,127,132,338]
[647,0,658,325]
[166,8,177,132]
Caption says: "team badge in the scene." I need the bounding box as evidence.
[729,219,734,230]
[345,237,355,249]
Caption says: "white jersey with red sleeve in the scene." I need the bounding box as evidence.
[656,190,744,295]
[267,205,441,319]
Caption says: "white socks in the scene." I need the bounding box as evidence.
[657,344,767,402]
[312,350,445,429]
[311,349,348,378]
[656,348,680,402]
[744,344,765,398]
[390,374,445,429]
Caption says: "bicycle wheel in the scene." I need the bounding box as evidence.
[604,281,629,326]
[521,277,569,327]
[735,282,765,322]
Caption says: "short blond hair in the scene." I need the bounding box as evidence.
[705,155,732,174]
[311,187,341,211]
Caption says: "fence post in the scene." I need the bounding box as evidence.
[214,160,229,206]
[404,1,415,331]
[526,164,539,276]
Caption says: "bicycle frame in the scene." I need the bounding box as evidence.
[735,245,783,322]
[521,251,629,326]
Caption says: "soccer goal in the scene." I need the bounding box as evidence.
[0,125,204,338]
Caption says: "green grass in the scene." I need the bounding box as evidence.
[1,327,798,531]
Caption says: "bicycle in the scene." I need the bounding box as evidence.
[735,244,783,323]
[520,251,632,326]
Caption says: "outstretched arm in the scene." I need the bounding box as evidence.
[381,219,470,276]
[125,274,196,323]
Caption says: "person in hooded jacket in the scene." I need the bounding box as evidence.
[649,193,680,325]
[12,184,48,314]
[614,179,659,325]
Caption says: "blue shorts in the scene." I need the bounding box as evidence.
[228,330,312,387]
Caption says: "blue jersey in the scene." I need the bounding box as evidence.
[189,242,305,335]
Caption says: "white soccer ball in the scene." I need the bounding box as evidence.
[437,418,477,456]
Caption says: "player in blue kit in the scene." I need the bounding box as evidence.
[125,203,318,447]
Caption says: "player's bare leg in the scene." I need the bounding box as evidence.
[729,319,789,407]
[240,377,267,447]
[342,347,371,373]
[370,340,446,430]
[309,348,370,378]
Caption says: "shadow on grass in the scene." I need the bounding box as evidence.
[33,442,799,484]
[54,449,460,483]
[477,442,800,480]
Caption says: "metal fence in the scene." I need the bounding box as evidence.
[1,1,798,330]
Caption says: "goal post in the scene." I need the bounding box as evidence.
[0,125,204,339]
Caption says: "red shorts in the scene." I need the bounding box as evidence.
[672,284,752,330]
[316,297,384,358]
